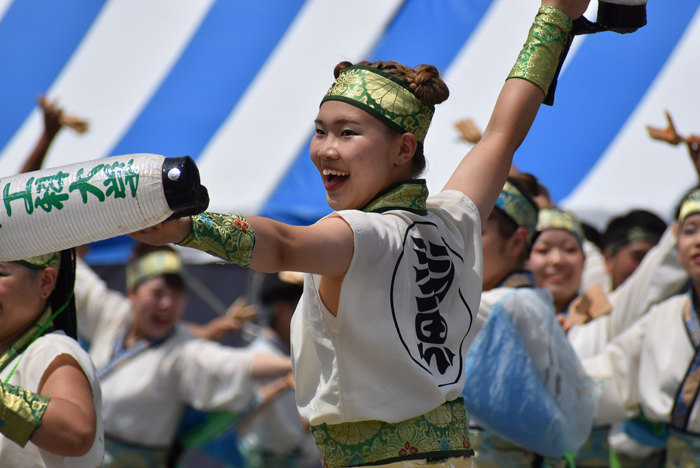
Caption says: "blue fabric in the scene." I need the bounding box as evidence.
[462,290,599,458]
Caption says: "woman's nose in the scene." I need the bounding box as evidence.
[548,247,563,264]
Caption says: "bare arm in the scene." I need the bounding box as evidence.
[443,0,589,221]
[19,96,63,174]
[130,214,355,277]
[31,354,96,457]
[443,79,543,221]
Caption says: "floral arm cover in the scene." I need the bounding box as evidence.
[179,212,257,267]
[0,382,50,447]
[507,6,573,98]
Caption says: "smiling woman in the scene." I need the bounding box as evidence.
[0,250,104,468]
[73,244,293,468]
[129,1,594,465]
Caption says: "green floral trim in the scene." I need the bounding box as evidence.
[362,180,428,215]
[0,308,53,374]
[311,398,473,467]
[507,6,573,98]
[0,381,50,447]
[322,65,434,145]
[179,212,256,267]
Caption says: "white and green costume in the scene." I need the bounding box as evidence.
[75,258,260,468]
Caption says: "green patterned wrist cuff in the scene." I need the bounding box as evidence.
[0,382,50,447]
[507,6,573,98]
[179,212,257,267]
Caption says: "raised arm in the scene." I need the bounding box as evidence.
[443,0,589,220]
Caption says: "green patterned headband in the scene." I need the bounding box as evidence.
[605,226,662,255]
[322,65,434,146]
[494,181,538,244]
[126,250,183,290]
[536,208,585,245]
[680,189,700,224]
[15,252,61,272]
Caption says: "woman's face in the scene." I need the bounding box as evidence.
[128,276,186,341]
[311,101,411,211]
[528,229,585,310]
[678,214,700,285]
[0,263,53,349]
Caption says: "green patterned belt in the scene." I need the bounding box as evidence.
[311,397,474,468]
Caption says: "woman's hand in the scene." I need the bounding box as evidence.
[128,217,192,246]
[543,0,591,20]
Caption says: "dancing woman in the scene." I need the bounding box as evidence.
[132,1,590,465]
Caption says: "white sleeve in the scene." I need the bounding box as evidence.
[582,312,652,425]
[580,240,612,294]
[606,225,687,338]
[75,258,131,342]
[176,340,257,412]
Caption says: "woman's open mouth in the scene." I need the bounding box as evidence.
[323,168,349,191]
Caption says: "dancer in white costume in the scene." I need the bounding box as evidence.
[583,188,700,465]
[131,1,593,465]
[74,246,293,468]
[0,250,104,468]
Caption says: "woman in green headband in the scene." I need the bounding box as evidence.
[580,187,700,464]
[0,250,103,466]
[132,1,593,465]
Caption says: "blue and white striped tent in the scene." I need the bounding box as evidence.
[2,0,699,264]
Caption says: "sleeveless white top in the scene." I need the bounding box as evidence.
[0,332,104,468]
[291,190,482,425]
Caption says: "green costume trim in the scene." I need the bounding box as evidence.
[0,381,50,447]
[0,308,53,375]
[362,179,428,215]
[680,188,700,224]
[126,249,183,290]
[507,6,573,99]
[495,181,538,245]
[322,65,434,146]
[536,208,584,245]
[311,398,474,468]
[179,212,257,267]
[15,252,61,272]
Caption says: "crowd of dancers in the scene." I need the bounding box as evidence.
[3,0,700,467]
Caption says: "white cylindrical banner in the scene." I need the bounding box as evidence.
[0,153,206,262]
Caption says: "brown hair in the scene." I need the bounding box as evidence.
[333,60,450,177]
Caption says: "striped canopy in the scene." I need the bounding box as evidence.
[2,0,699,263]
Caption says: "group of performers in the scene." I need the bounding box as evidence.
[3,0,700,466]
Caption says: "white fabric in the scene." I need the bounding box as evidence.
[580,240,612,294]
[583,294,695,428]
[75,259,257,448]
[0,332,104,468]
[292,190,482,425]
[237,331,320,465]
[568,226,687,359]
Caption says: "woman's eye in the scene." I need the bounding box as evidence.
[341,129,357,136]
[315,128,325,135]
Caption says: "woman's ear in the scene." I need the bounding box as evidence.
[507,227,528,259]
[395,133,418,166]
[38,268,58,299]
